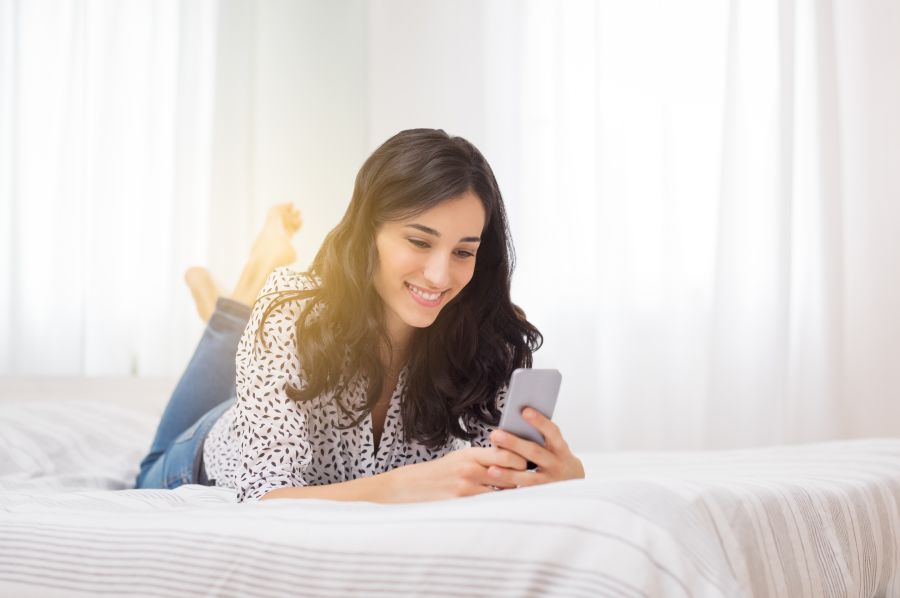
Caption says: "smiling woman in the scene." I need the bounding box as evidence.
[134,128,586,503]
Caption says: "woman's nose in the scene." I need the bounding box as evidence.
[423,253,451,288]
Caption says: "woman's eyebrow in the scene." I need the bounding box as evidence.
[404,224,481,243]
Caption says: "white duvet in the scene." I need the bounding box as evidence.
[1,399,899,597]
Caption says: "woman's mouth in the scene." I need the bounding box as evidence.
[405,282,446,307]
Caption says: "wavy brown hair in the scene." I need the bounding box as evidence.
[257,128,542,448]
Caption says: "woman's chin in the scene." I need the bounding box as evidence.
[409,317,439,329]
[400,310,441,329]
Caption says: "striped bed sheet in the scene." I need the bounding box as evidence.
[1,399,899,597]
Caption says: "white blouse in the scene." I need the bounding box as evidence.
[202,267,507,502]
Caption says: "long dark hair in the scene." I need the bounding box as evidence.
[258,128,542,449]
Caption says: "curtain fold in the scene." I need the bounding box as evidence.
[0,0,217,376]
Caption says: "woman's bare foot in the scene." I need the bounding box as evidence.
[185,267,222,322]
[248,203,301,268]
[183,204,303,321]
[229,203,303,306]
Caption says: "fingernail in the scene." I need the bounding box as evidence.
[523,408,535,419]
[493,430,506,441]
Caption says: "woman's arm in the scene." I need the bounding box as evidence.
[260,446,528,503]
[261,469,398,502]
[233,268,317,502]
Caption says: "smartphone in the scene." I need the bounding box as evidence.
[498,368,562,448]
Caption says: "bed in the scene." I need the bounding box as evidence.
[1,378,899,597]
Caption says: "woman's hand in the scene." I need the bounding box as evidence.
[487,408,584,488]
[386,445,529,503]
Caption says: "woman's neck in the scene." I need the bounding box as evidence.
[379,338,409,374]
[382,307,413,369]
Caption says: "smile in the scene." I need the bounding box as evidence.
[405,282,446,307]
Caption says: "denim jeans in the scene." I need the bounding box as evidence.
[135,298,251,489]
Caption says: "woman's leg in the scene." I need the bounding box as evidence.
[136,395,236,489]
[135,203,303,488]
[135,297,250,486]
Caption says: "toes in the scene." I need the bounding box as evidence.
[286,209,302,235]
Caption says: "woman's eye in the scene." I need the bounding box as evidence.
[407,238,474,258]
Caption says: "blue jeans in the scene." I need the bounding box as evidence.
[135,298,251,489]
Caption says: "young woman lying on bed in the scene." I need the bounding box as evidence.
[135,128,585,503]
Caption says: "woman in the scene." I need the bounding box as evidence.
[136,129,585,503]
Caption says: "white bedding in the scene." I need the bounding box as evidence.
[1,397,899,597]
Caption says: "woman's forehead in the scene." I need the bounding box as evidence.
[389,192,486,237]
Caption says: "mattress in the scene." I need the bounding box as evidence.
[1,392,899,597]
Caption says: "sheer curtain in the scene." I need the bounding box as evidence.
[4,0,899,452]
[477,0,732,450]
[1,0,370,379]
[471,0,900,450]
[1,0,372,379]
[0,0,217,376]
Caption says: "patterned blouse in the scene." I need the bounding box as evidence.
[202,267,507,502]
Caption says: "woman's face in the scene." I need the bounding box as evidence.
[373,190,486,345]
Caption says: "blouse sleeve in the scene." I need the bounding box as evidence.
[234,267,315,502]
[464,385,509,448]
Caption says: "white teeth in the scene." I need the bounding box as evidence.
[407,284,441,301]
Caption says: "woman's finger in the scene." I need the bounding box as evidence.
[486,465,544,489]
[471,446,527,471]
[483,468,519,490]
[491,446,527,470]
[488,428,554,468]
[520,408,570,455]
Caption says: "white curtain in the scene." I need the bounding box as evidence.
[0,0,217,376]
[482,1,732,450]
[4,0,899,452]
[0,0,370,379]
[469,0,899,450]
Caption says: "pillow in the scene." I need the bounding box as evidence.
[0,399,157,492]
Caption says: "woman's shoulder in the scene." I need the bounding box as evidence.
[240,268,319,370]
[260,267,320,296]
[250,268,324,336]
